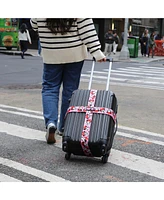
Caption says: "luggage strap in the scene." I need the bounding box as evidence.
[65,89,117,156]
[66,106,116,123]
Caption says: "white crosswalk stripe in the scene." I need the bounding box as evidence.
[0,156,69,182]
[108,149,164,180]
[0,173,22,182]
[81,65,164,90]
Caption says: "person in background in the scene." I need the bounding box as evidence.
[30,18,106,144]
[142,29,150,55]
[104,29,114,56]
[18,23,31,59]
[154,34,161,40]
[148,32,156,58]
[112,31,119,54]
[141,29,149,56]
[121,31,129,45]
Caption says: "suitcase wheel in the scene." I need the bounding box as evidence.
[62,141,68,152]
[101,144,106,155]
[101,154,109,164]
[65,152,71,160]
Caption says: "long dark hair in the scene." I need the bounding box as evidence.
[46,18,76,35]
[20,23,27,33]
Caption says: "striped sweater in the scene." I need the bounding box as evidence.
[30,18,105,64]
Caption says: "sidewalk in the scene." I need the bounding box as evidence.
[1,47,164,63]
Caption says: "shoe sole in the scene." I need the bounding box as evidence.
[46,127,56,144]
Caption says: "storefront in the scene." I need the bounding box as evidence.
[0,18,19,50]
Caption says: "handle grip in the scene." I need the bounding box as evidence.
[88,59,113,90]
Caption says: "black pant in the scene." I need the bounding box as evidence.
[20,40,28,53]
[148,46,155,58]
[141,43,147,56]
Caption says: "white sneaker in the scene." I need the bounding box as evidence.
[45,123,57,144]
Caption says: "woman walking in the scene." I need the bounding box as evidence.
[112,31,119,54]
[30,18,106,144]
[18,23,32,59]
[141,29,149,57]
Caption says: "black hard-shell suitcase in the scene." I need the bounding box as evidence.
[62,59,118,163]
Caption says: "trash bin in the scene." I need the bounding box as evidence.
[127,36,139,58]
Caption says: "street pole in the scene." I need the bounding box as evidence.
[119,18,130,60]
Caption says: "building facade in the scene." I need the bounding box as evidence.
[94,18,161,51]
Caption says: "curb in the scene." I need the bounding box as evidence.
[0,51,32,56]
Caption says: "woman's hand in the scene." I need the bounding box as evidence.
[97,57,106,62]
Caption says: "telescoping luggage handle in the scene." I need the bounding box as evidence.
[88,58,113,91]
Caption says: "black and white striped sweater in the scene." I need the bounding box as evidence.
[30,18,105,64]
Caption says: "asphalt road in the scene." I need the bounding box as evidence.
[0,54,43,87]
[0,54,164,183]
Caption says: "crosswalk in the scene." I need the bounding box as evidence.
[0,104,164,182]
[81,64,164,90]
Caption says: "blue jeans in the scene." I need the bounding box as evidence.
[42,61,84,131]
[38,40,41,55]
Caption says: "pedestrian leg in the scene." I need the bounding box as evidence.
[21,41,28,59]
[108,44,113,55]
[143,44,146,56]
[113,43,118,54]
[19,41,24,59]
[58,61,84,132]
[42,63,63,128]
[38,39,41,55]
[148,47,150,57]
[112,41,116,54]
[152,47,154,58]
[141,43,144,56]
[146,43,149,56]
[104,43,109,56]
